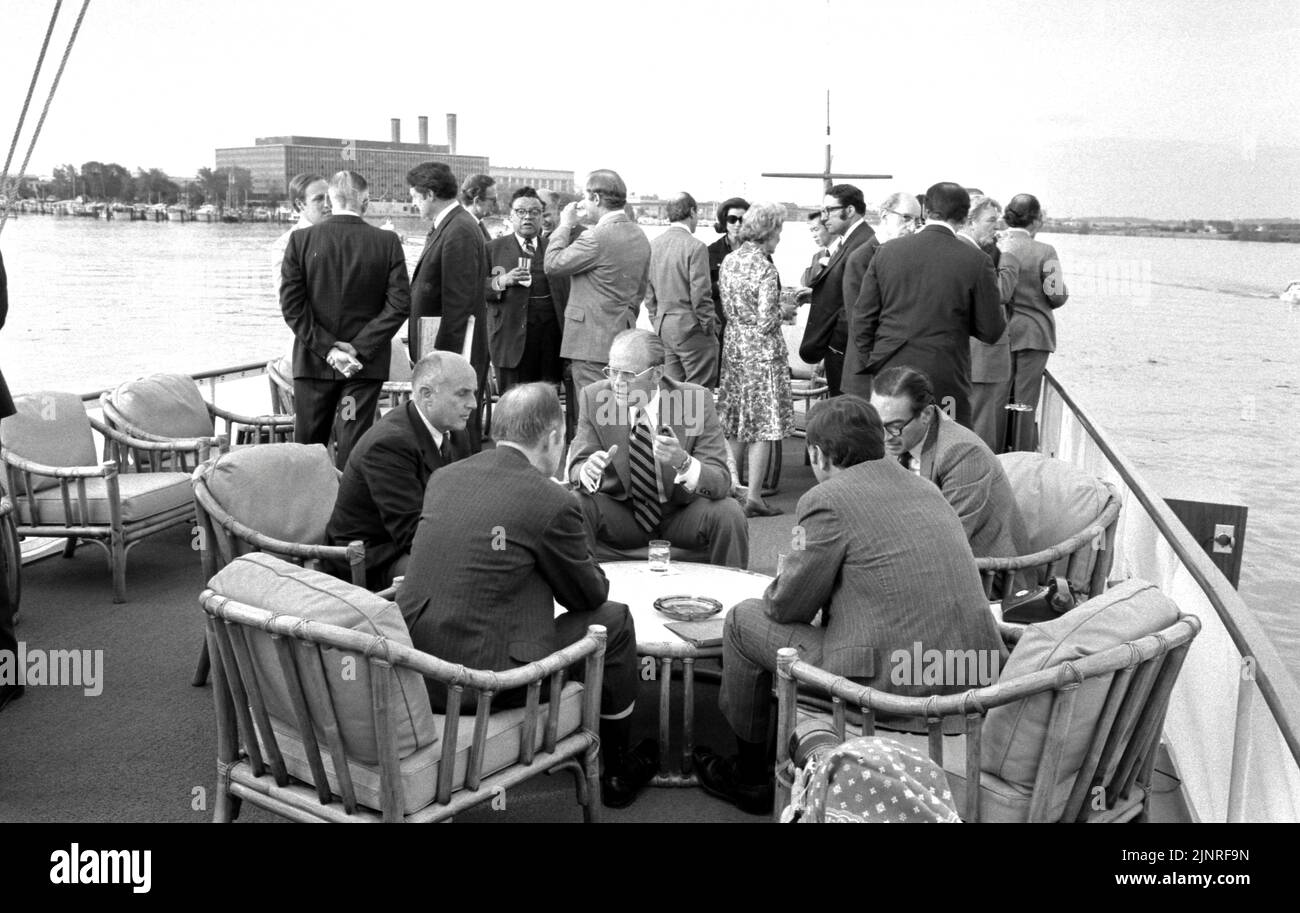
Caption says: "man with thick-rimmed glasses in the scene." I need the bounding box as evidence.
[798,184,875,397]
[484,187,569,395]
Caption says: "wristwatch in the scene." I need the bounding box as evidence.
[673,453,692,474]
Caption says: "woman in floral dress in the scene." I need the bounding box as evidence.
[717,201,795,518]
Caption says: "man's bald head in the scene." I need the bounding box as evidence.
[412,352,478,432]
[608,329,666,374]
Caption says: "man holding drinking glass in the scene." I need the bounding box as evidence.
[485,187,569,394]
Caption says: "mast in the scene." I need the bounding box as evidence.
[761,88,892,192]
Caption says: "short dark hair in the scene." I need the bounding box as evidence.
[511,186,541,206]
[826,183,866,218]
[806,210,825,223]
[407,162,458,200]
[712,196,749,234]
[1004,193,1042,228]
[666,191,697,223]
[459,173,496,206]
[585,169,627,210]
[805,396,884,468]
[287,172,325,205]
[872,366,934,415]
[924,182,970,223]
[493,383,564,448]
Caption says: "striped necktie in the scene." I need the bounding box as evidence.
[523,238,536,257]
[628,409,662,534]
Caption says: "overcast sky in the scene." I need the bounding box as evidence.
[3,0,1297,219]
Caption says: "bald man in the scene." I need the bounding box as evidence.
[645,192,718,386]
[325,352,478,588]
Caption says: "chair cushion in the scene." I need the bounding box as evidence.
[981,578,1179,795]
[208,553,439,768]
[388,338,413,382]
[109,373,214,439]
[264,681,584,815]
[0,392,97,493]
[203,443,337,560]
[25,471,192,525]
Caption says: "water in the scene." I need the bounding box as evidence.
[2,215,1298,671]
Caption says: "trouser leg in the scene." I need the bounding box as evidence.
[823,350,844,397]
[970,379,1012,454]
[719,600,826,743]
[332,379,382,470]
[568,359,606,394]
[292,378,343,450]
[661,496,749,569]
[1012,350,1050,452]
[554,600,638,717]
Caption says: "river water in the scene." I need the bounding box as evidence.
[2,214,1298,675]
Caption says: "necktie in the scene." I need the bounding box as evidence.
[899,451,914,471]
[523,238,536,257]
[439,435,453,465]
[628,411,662,534]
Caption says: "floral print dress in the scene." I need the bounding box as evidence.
[716,241,794,442]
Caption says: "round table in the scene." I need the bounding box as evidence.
[557,560,773,786]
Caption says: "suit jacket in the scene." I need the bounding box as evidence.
[799,220,876,365]
[999,229,1068,353]
[484,233,569,370]
[547,212,650,362]
[409,204,488,374]
[0,249,14,419]
[326,401,471,571]
[847,224,1005,426]
[398,446,610,709]
[916,408,1028,559]
[758,458,1005,696]
[801,247,830,288]
[965,237,1020,384]
[566,377,731,503]
[645,224,715,347]
[837,232,882,396]
[706,236,736,329]
[280,215,411,381]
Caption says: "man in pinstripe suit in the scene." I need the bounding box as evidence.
[694,396,1005,814]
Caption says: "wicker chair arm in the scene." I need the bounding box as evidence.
[1,447,115,479]
[88,414,215,453]
[207,402,294,427]
[975,494,1122,574]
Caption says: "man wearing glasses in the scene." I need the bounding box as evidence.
[485,187,569,395]
[567,330,747,569]
[545,170,651,393]
[459,173,499,242]
[798,184,875,397]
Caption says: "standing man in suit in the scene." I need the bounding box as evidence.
[999,193,1069,452]
[485,187,569,394]
[0,246,21,712]
[325,353,477,588]
[847,182,1006,429]
[798,213,832,289]
[407,162,489,449]
[568,330,747,568]
[459,173,499,242]
[799,184,875,397]
[280,171,411,469]
[645,192,717,386]
[545,169,651,393]
[399,383,658,808]
[692,395,1006,814]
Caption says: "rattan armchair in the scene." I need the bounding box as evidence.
[1,391,197,602]
[1,491,19,621]
[775,583,1200,823]
[101,372,292,453]
[201,584,606,823]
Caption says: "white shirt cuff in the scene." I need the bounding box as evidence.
[675,455,701,491]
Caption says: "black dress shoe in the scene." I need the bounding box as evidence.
[601,738,659,809]
[692,747,774,815]
[0,684,24,714]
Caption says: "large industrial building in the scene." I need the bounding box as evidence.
[488,166,575,194]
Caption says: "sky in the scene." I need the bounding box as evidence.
[2,0,1298,219]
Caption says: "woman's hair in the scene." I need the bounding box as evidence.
[738,201,787,244]
[1003,193,1042,228]
[871,366,934,413]
[712,196,750,234]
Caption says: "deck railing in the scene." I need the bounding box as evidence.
[1040,370,1300,822]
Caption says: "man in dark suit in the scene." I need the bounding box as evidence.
[871,366,1027,562]
[567,330,747,569]
[398,383,657,808]
[693,396,1006,814]
[847,182,1006,429]
[798,212,832,288]
[459,173,498,243]
[799,184,876,397]
[485,187,568,393]
[645,192,717,386]
[407,162,489,448]
[545,169,650,393]
[280,171,411,469]
[0,247,21,712]
[325,353,477,588]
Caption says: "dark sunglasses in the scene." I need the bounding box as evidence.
[726,214,745,225]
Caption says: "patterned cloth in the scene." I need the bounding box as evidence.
[783,735,961,823]
[716,242,795,443]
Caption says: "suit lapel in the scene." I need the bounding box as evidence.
[405,402,441,474]
[919,408,942,481]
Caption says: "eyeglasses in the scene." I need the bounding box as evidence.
[820,205,849,218]
[511,208,543,218]
[883,208,919,224]
[882,412,920,438]
[725,214,746,225]
[602,365,656,383]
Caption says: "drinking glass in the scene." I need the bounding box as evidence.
[648,540,671,573]
[517,256,533,287]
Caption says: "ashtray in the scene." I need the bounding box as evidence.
[654,595,723,621]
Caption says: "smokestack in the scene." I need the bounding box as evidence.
[418,115,429,146]
[446,113,457,155]
[391,118,401,143]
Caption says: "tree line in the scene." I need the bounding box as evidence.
[10,162,257,207]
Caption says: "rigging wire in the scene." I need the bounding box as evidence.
[0,0,93,238]
[0,0,64,196]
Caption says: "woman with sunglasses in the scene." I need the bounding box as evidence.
[706,196,750,386]
[716,202,795,518]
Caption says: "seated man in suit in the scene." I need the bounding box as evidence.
[325,352,477,589]
[567,329,748,569]
[398,383,657,808]
[870,365,1028,563]
[693,395,1006,814]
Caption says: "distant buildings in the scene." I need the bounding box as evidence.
[488,166,575,194]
